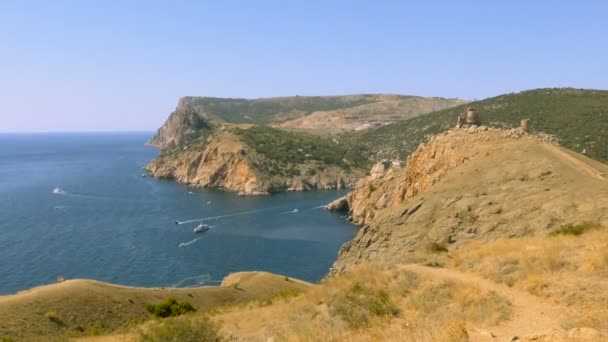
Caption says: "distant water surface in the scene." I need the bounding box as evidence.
[0,133,356,295]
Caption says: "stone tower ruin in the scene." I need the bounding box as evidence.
[457,107,480,128]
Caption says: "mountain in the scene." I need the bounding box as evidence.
[351,88,608,164]
[144,94,464,194]
[147,94,465,148]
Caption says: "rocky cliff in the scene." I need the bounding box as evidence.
[328,127,608,274]
[146,130,363,195]
[147,97,215,148]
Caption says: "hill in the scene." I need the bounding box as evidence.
[146,94,465,148]
[145,127,366,195]
[274,94,466,134]
[0,272,309,340]
[352,88,608,163]
[329,126,608,273]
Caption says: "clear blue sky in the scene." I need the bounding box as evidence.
[1,1,606,132]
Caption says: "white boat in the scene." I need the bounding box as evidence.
[52,187,65,195]
[193,223,210,233]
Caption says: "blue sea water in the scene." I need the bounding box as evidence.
[0,133,356,295]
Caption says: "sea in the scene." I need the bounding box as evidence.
[0,133,357,295]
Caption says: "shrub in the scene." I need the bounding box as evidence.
[368,290,401,317]
[84,322,106,336]
[44,311,57,321]
[549,222,601,236]
[139,316,218,342]
[330,283,400,328]
[1,336,14,342]
[368,184,376,193]
[145,298,196,318]
[428,242,449,253]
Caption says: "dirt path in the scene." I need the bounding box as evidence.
[542,143,606,181]
[399,264,572,341]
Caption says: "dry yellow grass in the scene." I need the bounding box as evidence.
[0,272,309,341]
[212,264,512,341]
[450,225,608,330]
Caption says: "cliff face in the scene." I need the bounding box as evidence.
[328,127,608,274]
[146,131,363,195]
[147,97,213,148]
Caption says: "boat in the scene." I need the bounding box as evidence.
[52,187,65,195]
[193,223,210,233]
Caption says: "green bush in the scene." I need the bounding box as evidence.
[44,310,60,323]
[368,290,401,317]
[549,222,601,236]
[1,336,14,342]
[139,316,218,342]
[330,283,400,328]
[145,297,196,318]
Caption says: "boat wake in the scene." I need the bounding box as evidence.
[53,205,72,210]
[177,206,282,225]
[178,237,201,248]
[177,204,330,224]
[280,208,300,215]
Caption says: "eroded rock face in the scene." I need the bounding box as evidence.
[146,131,363,195]
[147,97,213,149]
[329,128,608,275]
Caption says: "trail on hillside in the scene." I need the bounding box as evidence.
[399,264,572,340]
[543,143,606,181]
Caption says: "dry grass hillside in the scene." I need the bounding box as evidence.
[0,272,309,341]
[330,127,608,274]
[275,95,466,134]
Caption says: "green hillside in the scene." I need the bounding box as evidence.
[352,88,608,163]
[234,126,368,168]
[183,95,380,124]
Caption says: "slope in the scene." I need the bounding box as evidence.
[0,272,309,340]
[330,126,608,273]
[147,94,464,148]
[353,88,608,163]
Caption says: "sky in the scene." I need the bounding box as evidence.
[1,1,607,132]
